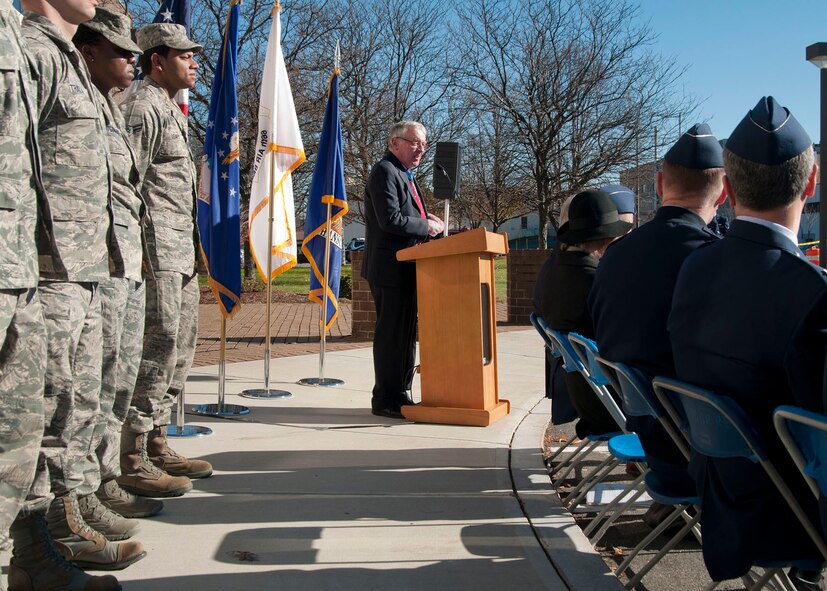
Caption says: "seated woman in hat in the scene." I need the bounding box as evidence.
[536,189,632,439]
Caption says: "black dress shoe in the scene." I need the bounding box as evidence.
[371,407,405,419]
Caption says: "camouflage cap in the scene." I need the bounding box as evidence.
[80,7,142,54]
[136,23,202,53]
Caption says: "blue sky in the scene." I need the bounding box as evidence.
[636,0,827,144]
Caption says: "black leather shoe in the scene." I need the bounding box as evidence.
[371,407,405,419]
[790,568,827,591]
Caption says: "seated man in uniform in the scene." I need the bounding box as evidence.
[589,124,726,497]
[669,97,826,588]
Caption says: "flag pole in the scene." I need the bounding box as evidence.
[298,42,344,388]
[193,316,251,416]
[297,198,343,387]
[241,150,293,399]
[167,385,213,438]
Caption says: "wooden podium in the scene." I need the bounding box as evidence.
[397,228,510,426]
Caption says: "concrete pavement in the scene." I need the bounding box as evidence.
[113,321,621,590]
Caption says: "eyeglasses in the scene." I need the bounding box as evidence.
[395,136,427,151]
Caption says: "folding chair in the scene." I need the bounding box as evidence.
[774,405,827,500]
[653,377,827,591]
[592,358,702,589]
[529,312,584,468]
[535,320,623,492]
[562,334,645,512]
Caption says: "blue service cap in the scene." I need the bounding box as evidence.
[725,96,811,165]
[600,184,635,214]
[664,123,723,169]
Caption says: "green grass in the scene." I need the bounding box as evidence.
[201,260,503,299]
[495,257,507,301]
[200,265,352,294]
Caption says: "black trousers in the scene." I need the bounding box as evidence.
[368,281,417,410]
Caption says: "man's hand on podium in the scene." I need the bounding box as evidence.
[427,213,444,237]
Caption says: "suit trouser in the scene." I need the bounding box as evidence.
[126,271,198,434]
[23,282,102,511]
[0,289,45,527]
[368,281,417,406]
[82,278,145,493]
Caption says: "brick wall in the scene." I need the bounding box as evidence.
[350,251,376,340]
[507,249,550,325]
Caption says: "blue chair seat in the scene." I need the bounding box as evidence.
[608,433,645,463]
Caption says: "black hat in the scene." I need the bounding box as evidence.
[725,96,811,165]
[557,190,633,244]
[664,123,723,169]
[600,184,635,214]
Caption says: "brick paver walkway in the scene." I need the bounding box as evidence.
[194,299,517,366]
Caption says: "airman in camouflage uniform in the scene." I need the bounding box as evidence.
[73,7,166,524]
[0,0,47,552]
[119,23,212,498]
[21,0,144,575]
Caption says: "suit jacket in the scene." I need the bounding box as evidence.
[361,153,429,288]
[533,248,578,424]
[668,218,827,580]
[539,250,619,437]
[588,206,718,488]
[589,206,719,378]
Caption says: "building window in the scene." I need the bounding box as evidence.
[520,216,528,229]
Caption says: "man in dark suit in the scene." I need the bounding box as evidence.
[362,121,444,419]
[588,124,726,493]
[669,97,826,586]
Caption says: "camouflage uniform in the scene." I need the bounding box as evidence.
[84,93,147,494]
[121,77,199,433]
[0,0,47,531]
[22,12,114,504]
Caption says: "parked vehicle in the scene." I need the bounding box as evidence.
[345,237,365,263]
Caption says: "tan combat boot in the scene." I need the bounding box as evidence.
[116,430,192,498]
[77,494,140,542]
[8,512,122,591]
[46,492,146,571]
[147,425,213,479]
[96,478,163,518]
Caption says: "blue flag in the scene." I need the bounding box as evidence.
[302,71,349,331]
[197,0,241,318]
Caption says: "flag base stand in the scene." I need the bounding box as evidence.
[167,388,213,438]
[192,403,250,417]
[240,388,293,399]
[297,377,344,387]
[168,424,213,438]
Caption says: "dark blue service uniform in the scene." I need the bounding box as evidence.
[669,218,827,580]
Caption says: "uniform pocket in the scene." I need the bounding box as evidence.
[0,48,21,138]
[53,88,104,167]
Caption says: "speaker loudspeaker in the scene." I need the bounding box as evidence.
[432,141,461,200]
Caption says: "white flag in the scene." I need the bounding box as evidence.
[248,2,305,280]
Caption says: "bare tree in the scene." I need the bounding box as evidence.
[456,0,695,247]
[335,0,467,221]
[455,107,532,231]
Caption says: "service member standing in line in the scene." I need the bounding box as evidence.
[119,23,212,498]
[0,2,119,590]
[73,7,166,523]
[20,0,145,576]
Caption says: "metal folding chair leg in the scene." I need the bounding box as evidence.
[545,436,581,467]
[563,456,621,510]
[624,510,702,589]
[552,439,601,485]
[615,504,688,578]
[583,471,647,542]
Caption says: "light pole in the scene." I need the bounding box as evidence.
[806,42,827,266]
